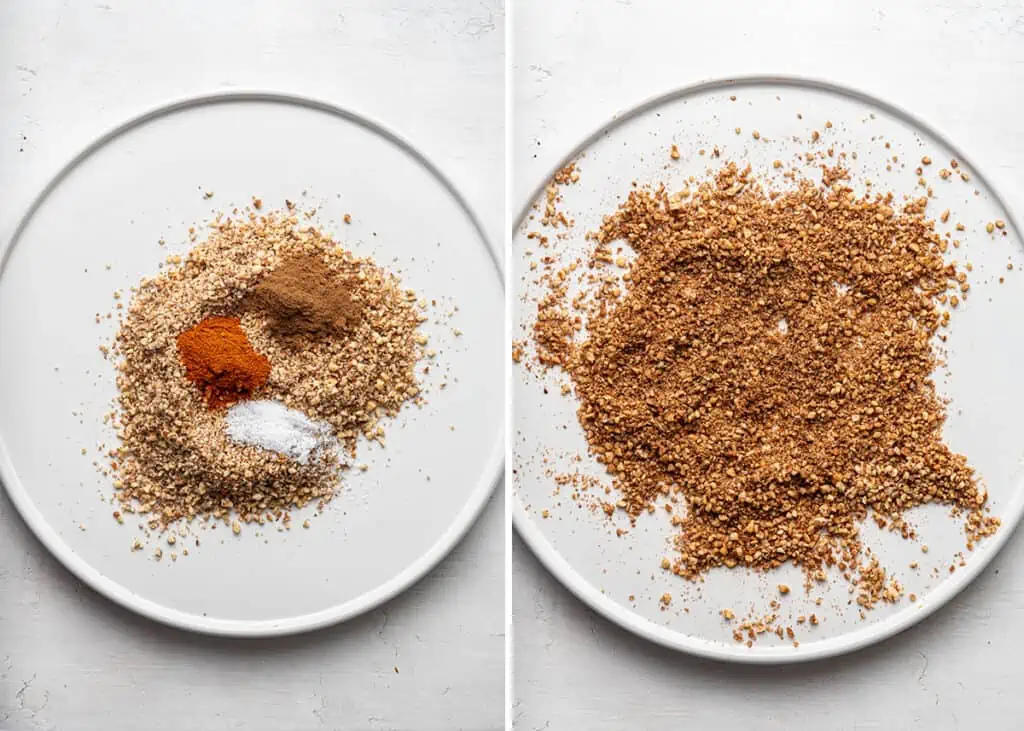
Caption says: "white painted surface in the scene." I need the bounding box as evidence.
[0,2,503,730]
[512,0,1024,728]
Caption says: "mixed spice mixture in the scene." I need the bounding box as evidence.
[103,207,427,544]
[521,154,1000,619]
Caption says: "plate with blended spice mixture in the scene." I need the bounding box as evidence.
[513,76,1024,662]
[0,92,503,635]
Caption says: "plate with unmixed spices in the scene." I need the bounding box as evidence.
[0,92,503,636]
[513,76,1024,662]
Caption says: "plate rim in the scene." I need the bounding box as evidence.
[0,89,505,638]
[511,72,1024,664]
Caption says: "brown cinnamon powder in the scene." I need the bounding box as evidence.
[245,252,363,343]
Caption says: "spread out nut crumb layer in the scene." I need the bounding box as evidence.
[522,157,999,620]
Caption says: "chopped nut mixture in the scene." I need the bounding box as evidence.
[107,210,426,530]
[540,163,580,227]
[526,160,998,600]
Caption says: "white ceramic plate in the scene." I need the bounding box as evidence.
[513,76,1024,662]
[0,92,503,636]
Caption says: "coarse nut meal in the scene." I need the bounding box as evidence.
[515,127,1009,646]
[93,199,439,559]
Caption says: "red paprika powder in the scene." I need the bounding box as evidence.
[176,316,270,409]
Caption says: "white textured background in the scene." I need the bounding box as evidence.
[512,0,1024,729]
[0,2,504,730]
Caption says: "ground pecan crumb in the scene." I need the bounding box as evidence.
[107,210,427,532]
[541,163,580,228]
[554,162,581,186]
[526,159,998,602]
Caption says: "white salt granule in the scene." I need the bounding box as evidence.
[225,400,334,464]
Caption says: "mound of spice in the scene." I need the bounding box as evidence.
[245,251,363,344]
[176,316,271,408]
[107,209,426,530]
[225,399,333,464]
[530,162,998,604]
